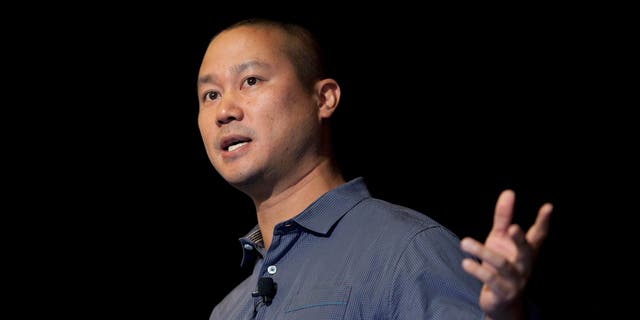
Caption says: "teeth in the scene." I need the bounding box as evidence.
[228,142,248,152]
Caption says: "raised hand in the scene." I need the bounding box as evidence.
[460,190,552,319]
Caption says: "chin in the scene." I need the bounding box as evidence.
[222,171,260,189]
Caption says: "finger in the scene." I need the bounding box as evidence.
[462,258,512,298]
[460,237,514,275]
[508,225,533,274]
[525,203,553,249]
[508,224,527,248]
[492,189,516,234]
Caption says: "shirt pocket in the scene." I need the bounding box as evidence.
[282,284,351,319]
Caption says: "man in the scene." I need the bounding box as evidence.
[197,18,552,319]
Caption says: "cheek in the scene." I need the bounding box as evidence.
[198,111,216,141]
[253,86,314,142]
[250,94,282,126]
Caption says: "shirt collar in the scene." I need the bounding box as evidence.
[291,177,370,235]
[237,177,370,266]
[238,225,264,268]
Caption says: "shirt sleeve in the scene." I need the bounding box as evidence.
[388,226,484,320]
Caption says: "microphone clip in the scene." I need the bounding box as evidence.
[252,277,277,305]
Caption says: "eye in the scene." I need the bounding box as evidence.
[245,77,259,86]
[204,91,220,102]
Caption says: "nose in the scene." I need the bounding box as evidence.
[216,96,244,126]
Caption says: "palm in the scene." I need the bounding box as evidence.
[478,228,524,311]
[460,189,553,318]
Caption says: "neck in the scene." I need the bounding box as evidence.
[252,158,344,249]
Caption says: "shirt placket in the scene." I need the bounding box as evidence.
[253,222,298,319]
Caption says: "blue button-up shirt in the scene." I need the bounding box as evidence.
[211,177,483,319]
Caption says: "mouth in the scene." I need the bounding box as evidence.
[220,135,252,152]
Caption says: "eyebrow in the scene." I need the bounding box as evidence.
[198,60,272,86]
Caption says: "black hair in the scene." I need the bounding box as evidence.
[220,18,327,91]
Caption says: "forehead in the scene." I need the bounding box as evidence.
[204,26,289,66]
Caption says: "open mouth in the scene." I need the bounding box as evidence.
[227,141,249,152]
[221,136,252,152]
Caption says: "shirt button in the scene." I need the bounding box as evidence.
[243,244,253,250]
[267,265,277,275]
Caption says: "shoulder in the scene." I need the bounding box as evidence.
[335,196,463,253]
[350,196,457,236]
[341,197,483,317]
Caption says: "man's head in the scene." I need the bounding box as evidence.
[223,19,326,92]
[196,20,341,196]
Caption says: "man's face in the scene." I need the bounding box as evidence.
[197,26,320,190]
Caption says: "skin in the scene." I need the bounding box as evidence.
[197,25,344,248]
[461,190,553,319]
[197,23,552,320]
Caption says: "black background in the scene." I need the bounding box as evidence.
[7,4,632,319]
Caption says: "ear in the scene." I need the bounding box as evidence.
[314,79,341,120]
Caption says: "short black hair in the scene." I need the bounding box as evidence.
[221,18,326,91]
